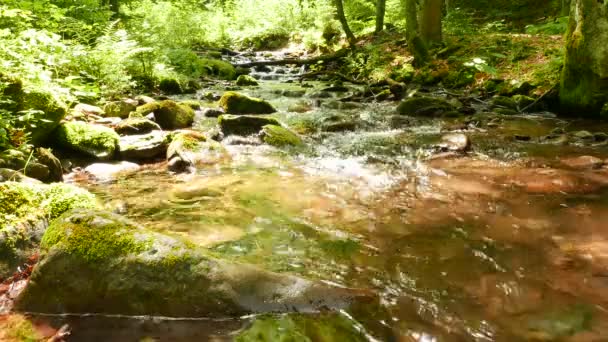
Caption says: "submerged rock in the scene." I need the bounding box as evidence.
[219,92,276,114]
[118,131,168,161]
[53,121,119,160]
[133,100,195,130]
[0,182,97,278]
[396,96,456,117]
[114,117,161,135]
[84,161,140,182]
[236,75,259,86]
[219,114,280,136]
[260,125,303,147]
[15,209,375,317]
[167,131,229,173]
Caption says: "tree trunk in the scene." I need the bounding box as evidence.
[419,0,443,44]
[405,0,429,65]
[561,0,571,16]
[375,0,387,33]
[560,0,608,116]
[334,0,356,46]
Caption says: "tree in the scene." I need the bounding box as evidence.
[334,0,356,46]
[405,0,429,65]
[375,0,387,33]
[419,0,443,44]
[561,0,571,16]
[560,0,608,116]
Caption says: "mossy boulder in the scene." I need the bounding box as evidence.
[53,121,120,160]
[219,114,280,136]
[166,131,229,173]
[180,100,202,110]
[200,58,237,80]
[15,209,375,317]
[0,182,97,278]
[396,96,456,117]
[491,96,518,110]
[260,125,303,147]
[19,89,68,146]
[236,75,259,86]
[119,131,169,161]
[34,148,63,182]
[133,100,194,130]
[114,117,161,136]
[103,99,138,119]
[219,92,276,115]
[158,78,183,94]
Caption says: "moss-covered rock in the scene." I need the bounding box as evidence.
[236,313,369,342]
[219,92,276,115]
[396,96,456,117]
[159,78,183,94]
[0,149,50,182]
[19,89,68,146]
[103,99,138,119]
[133,100,194,129]
[200,58,237,80]
[34,147,63,182]
[15,209,375,317]
[219,114,280,136]
[114,117,161,135]
[512,94,536,110]
[236,75,259,86]
[180,100,202,110]
[119,131,169,161]
[53,121,120,160]
[491,96,518,110]
[166,131,229,173]
[260,125,303,147]
[0,182,97,278]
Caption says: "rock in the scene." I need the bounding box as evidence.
[72,103,104,117]
[572,130,594,140]
[218,114,280,136]
[287,101,312,113]
[0,149,50,182]
[132,100,195,130]
[19,89,67,145]
[0,169,41,184]
[594,132,608,142]
[119,131,168,161]
[389,115,414,128]
[201,107,225,118]
[560,156,604,170]
[166,131,229,173]
[15,209,374,317]
[491,96,518,110]
[114,117,161,135]
[396,96,456,117]
[0,182,97,278]
[260,125,303,147]
[35,148,63,182]
[158,78,183,94]
[236,75,259,86]
[84,161,140,182]
[512,94,535,110]
[180,100,202,110]
[319,115,358,132]
[135,95,156,105]
[439,133,471,152]
[94,117,122,125]
[219,92,276,114]
[53,121,119,160]
[103,99,138,119]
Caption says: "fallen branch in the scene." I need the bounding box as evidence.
[520,83,558,113]
[233,49,348,68]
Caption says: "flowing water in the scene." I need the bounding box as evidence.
[43,55,608,341]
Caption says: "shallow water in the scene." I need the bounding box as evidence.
[55,73,608,341]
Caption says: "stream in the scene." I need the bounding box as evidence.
[45,51,608,341]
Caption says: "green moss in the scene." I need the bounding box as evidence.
[179,100,202,110]
[135,100,194,130]
[159,78,183,94]
[260,125,303,147]
[396,96,455,117]
[103,100,137,119]
[19,88,67,145]
[0,315,42,342]
[218,114,280,136]
[53,121,119,159]
[219,92,276,114]
[200,58,237,80]
[236,75,259,86]
[41,210,149,263]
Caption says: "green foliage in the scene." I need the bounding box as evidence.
[525,17,569,35]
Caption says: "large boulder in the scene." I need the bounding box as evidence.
[118,131,168,161]
[103,99,138,119]
[19,89,68,146]
[53,121,119,160]
[219,92,276,114]
[15,209,375,317]
[114,117,161,136]
[166,131,229,173]
[396,96,456,117]
[219,115,280,136]
[133,100,194,130]
[260,125,303,147]
[0,182,97,278]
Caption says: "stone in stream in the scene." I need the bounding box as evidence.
[201,107,225,118]
[52,121,119,160]
[218,114,280,136]
[0,182,98,278]
[72,103,104,117]
[132,100,195,130]
[560,156,604,170]
[260,125,303,147]
[118,131,169,161]
[103,99,138,119]
[114,117,161,136]
[219,92,276,114]
[84,161,140,182]
[236,75,259,86]
[14,209,376,317]
[439,133,471,152]
[396,96,456,117]
[166,131,229,173]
